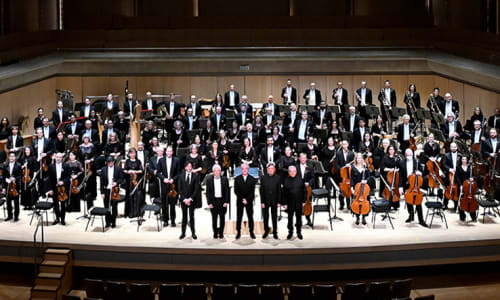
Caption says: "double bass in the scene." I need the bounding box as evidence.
[351,168,370,216]
[460,166,479,215]
[405,173,424,206]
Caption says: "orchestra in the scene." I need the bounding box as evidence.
[1,79,499,241]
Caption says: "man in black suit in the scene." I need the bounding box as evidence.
[335,140,355,210]
[123,93,137,117]
[183,108,199,131]
[80,98,94,120]
[242,123,258,148]
[236,95,253,114]
[102,93,120,117]
[157,146,181,227]
[442,142,460,211]
[260,137,280,171]
[262,106,277,135]
[41,117,56,141]
[260,162,282,239]
[224,84,240,109]
[65,114,82,142]
[52,100,69,129]
[332,81,349,117]
[236,104,252,127]
[355,81,372,121]
[142,91,158,112]
[6,126,23,157]
[283,103,299,144]
[353,118,370,151]
[296,153,315,227]
[397,115,414,153]
[488,108,500,129]
[469,120,486,145]
[262,95,280,117]
[177,161,201,240]
[378,80,397,125]
[441,113,463,141]
[294,111,312,145]
[206,164,230,239]
[80,120,99,148]
[114,111,129,141]
[100,156,125,228]
[314,101,332,129]
[281,79,297,104]
[147,147,164,199]
[344,106,360,133]
[481,128,499,158]
[440,93,460,120]
[33,128,53,183]
[303,82,322,106]
[2,152,22,221]
[34,108,46,131]
[210,106,226,132]
[101,120,117,146]
[398,149,428,227]
[187,95,202,119]
[49,152,70,225]
[136,142,149,172]
[234,163,257,239]
[283,165,305,240]
[165,94,181,134]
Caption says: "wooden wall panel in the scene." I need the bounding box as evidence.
[298,76,327,105]
[190,77,218,100]
[136,76,166,98]
[165,77,191,104]
[56,77,83,103]
[245,76,272,102]
[352,75,382,104]
[216,76,245,99]
[448,79,465,121]
[433,75,449,95]
[407,75,435,100]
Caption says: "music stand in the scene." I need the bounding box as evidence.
[140,110,152,120]
[365,105,380,118]
[297,143,307,154]
[278,105,290,114]
[327,105,341,114]
[429,128,446,142]
[229,143,242,154]
[416,108,427,122]
[313,128,328,143]
[391,107,406,119]
[432,112,445,125]
[328,177,344,222]
[176,147,190,158]
[341,131,353,142]
[199,119,208,129]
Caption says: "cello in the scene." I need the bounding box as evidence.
[339,161,354,199]
[405,173,424,206]
[303,184,313,216]
[383,168,400,203]
[426,159,444,188]
[444,170,459,203]
[460,164,479,216]
[351,168,371,216]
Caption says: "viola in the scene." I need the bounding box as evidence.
[460,178,479,214]
[22,167,31,184]
[71,178,80,194]
[57,185,68,202]
[409,136,417,152]
[365,156,374,172]
[351,181,370,215]
[168,183,178,198]
[444,171,459,202]
[130,172,138,187]
[383,169,400,203]
[339,165,353,198]
[8,181,18,198]
[222,154,230,169]
[303,184,313,216]
[111,185,120,201]
[42,157,49,172]
[405,173,423,206]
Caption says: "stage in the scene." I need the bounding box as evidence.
[0,177,499,272]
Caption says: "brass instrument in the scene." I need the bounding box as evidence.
[380,88,393,133]
[428,93,440,114]
[405,91,418,122]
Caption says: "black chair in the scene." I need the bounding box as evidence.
[313,284,337,300]
[414,295,435,300]
[84,279,106,299]
[341,282,366,300]
[129,283,154,300]
[30,199,54,226]
[237,284,259,300]
[86,207,108,232]
[212,283,235,300]
[425,198,448,229]
[365,281,391,300]
[139,203,162,232]
[105,281,128,300]
[183,283,207,300]
[311,177,333,230]
[62,295,81,300]
[391,278,413,299]
[260,284,284,300]
[478,199,499,223]
[159,283,182,300]
[288,284,313,300]
[371,199,394,229]
[0,196,7,218]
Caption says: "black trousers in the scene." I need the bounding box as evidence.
[407,203,424,223]
[443,198,458,211]
[53,199,66,222]
[210,201,226,235]
[6,195,20,219]
[262,203,278,234]
[236,203,254,233]
[181,203,196,235]
[103,190,118,226]
[459,208,477,222]
[287,205,303,234]
[399,140,410,153]
[161,184,177,224]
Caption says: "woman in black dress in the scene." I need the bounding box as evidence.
[78,135,97,207]
[350,152,374,225]
[465,107,485,131]
[371,115,386,147]
[89,110,99,131]
[123,148,144,218]
[67,151,84,212]
[404,84,421,123]
[206,141,223,172]
[0,117,12,140]
[142,121,158,151]
[227,121,241,172]
[328,120,342,146]
[212,93,226,115]
[170,120,189,154]
[278,146,296,183]
[104,132,124,164]
[218,130,232,175]
[19,146,38,210]
[321,137,337,178]
[239,138,257,167]
[271,126,285,151]
[381,145,400,209]
[53,131,66,154]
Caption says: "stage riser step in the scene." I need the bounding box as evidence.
[30,290,57,299]
[35,278,60,287]
[39,266,65,274]
[44,254,70,262]
[44,249,71,255]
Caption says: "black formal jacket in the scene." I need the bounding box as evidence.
[378,88,397,107]
[481,138,499,157]
[157,156,181,185]
[438,99,460,117]
[123,100,138,115]
[224,91,240,108]
[335,149,355,171]
[260,146,280,168]
[332,87,349,105]
[65,122,82,137]
[295,161,315,187]
[99,165,125,194]
[262,103,280,117]
[260,174,282,206]
[101,101,120,115]
[210,114,227,132]
[234,174,257,205]
[2,162,22,191]
[281,86,297,104]
[79,104,94,118]
[282,175,305,208]
[313,109,332,127]
[441,120,463,140]
[51,109,69,128]
[355,88,373,106]
[186,102,202,118]
[142,99,158,112]
[206,175,230,207]
[32,137,54,156]
[79,128,100,147]
[177,170,201,208]
[6,135,24,151]
[48,162,71,193]
[397,123,415,144]
[236,112,253,126]
[303,89,322,104]
[398,158,421,190]
[442,152,461,171]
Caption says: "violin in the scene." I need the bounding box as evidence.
[339,164,353,199]
[71,178,80,194]
[42,157,49,172]
[460,171,479,214]
[130,172,138,187]
[57,185,68,202]
[351,170,370,216]
[303,184,313,216]
[222,153,230,169]
[22,166,31,184]
[405,173,423,206]
[168,183,178,198]
[383,168,400,203]
[444,171,459,202]
[111,185,120,201]
[8,181,18,197]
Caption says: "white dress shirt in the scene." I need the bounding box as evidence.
[107,166,114,189]
[107,101,113,110]
[37,139,44,159]
[58,109,63,123]
[298,120,307,140]
[474,130,481,144]
[169,102,175,116]
[267,147,274,162]
[403,124,410,141]
[300,164,306,179]
[448,121,455,137]
[445,101,453,116]
[138,151,145,167]
[406,160,413,177]
[360,88,366,105]
[147,99,153,110]
[384,88,391,105]
[166,157,172,178]
[56,163,62,181]
[309,89,316,105]
[336,89,343,104]
[84,105,90,117]
[492,139,498,153]
[286,87,292,102]
[350,115,355,131]
[290,111,296,127]
[229,91,235,107]
[44,127,50,139]
[214,177,222,198]
[451,152,458,169]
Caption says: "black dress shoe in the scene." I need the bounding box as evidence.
[111,223,116,228]
[5,217,12,222]
[61,220,66,226]
[307,221,313,227]
[213,233,218,239]
[179,234,186,240]
[339,206,344,211]
[192,234,197,240]
[250,232,256,239]
[262,232,269,239]
[405,217,412,223]
[273,233,279,240]
[235,232,241,240]
[14,218,19,222]
[355,219,360,225]
[163,222,169,227]
[171,223,176,227]
[297,233,303,240]
[219,234,224,239]
[52,220,59,225]
[362,218,367,225]
[287,233,293,240]
[419,222,429,228]
[105,223,111,228]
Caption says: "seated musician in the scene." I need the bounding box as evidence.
[242,123,257,148]
[465,107,484,131]
[359,133,375,161]
[353,118,370,151]
[101,119,117,146]
[52,131,66,154]
[328,120,342,144]
[192,135,206,155]
[271,127,285,150]
[334,140,355,210]
[104,132,124,163]
[441,112,463,143]
[239,138,257,168]
[6,126,23,157]
[456,156,478,222]
[398,149,428,227]
[206,141,223,172]
[201,119,216,146]
[294,111,312,146]
[442,142,460,211]
[350,152,374,226]
[170,120,189,154]
[397,114,414,152]
[262,95,280,117]
[381,144,399,206]
[321,137,337,177]
[253,116,266,146]
[263,106,277,135]
[304,136,318,160]
[123,148,144,218]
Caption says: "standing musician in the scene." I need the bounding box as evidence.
[183,108,199,131]
[296,153,315,227]
[260,136,280,172]
[344,106,360,133]
[374,138,390,172]
[213,93,227,115]
[456,156,478,222]
[380,143,399,203]
[177,161,201,240]
[67,151,84,213]
[157,146,181,227]
[303,82,322,106]
[103,133,124,164]
[102,93,120,117]
[281,79,297,105]
[442,112,463,142]
[147,147,164,199]
[142,91,158,112]
[79,135,97,207]
[80,98,94,120]
[353,118,370,151]
[242,123,257,148]
[427,88,444,112]
[440,93,460,120]
[351,152,373,225]
[398,149,428,227]
[355,81,372,121]
[141,121,157,152]
[211,106,227,133]
[115,111,129,142]
[262,95,280,117]
[236,104,252,127]
[294,111,312,145]
[80,120,99,148]
[100,156,125,228]
[371,115,386,148]
[42,117,56,141]
[187,95,201,119]
[282,165,305,240]
[314,101,332,130]
[260,162,282,239]
[236,95,253,114]
[2,152,22,222]
[123,93,137,117]
[378,80,397,126]
[19,146,38,210]
[136,142,149,174]
[397,115,414,152]
[359,133,375,158]
[201,120,216,147]
[321,137,337,177]
[170,120,189,154]
[333,81,349,119]
[263,107,277,136]
[488,108,500,129]
[283,103,299,145]
[422,133,442,197]
[33,128,53,195]
[206,164,230,239]
[52,100,69,129]
[206,141,223,173]
[6,126,23,158]
[234,163,257,239]
[328,120,342,144]
[481,128,499,159]
[271,127,285,150]
[404,84,421,124]
[48,152,70,225]
[165,93,181,135]
[442,142,460,211]
[335,140,355,210]
[65,114,81,143]
[278,146,297,181]
[101,119,117,146]
[224,84,240,109]
[34,107,46,131]
[123,148,144,218]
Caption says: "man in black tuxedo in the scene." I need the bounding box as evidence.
[183,108,199,131]
[34,108,46,131]
[147,147,164,199]
[281,79,297,104]
[80,98,94,120]
[165,94,181,135]
[262,95,280,117]
[353,118,370,151]
[49,152,70,225]
[314,101,332,129]
[283,103,299,144]
[355,81,372,121]
[440,93,460,119]
[332,81,349,117]
[303,82,322,106]
[52,101,69,129]
[397,115,414,153]
[398,149,428,227]
[187,95,202,119]
[283,165,305,240]
[344,106,360,133]
[260,162,282,239]
[296,153,315,227]
[262,106,277,135]
[335,140,355,210]
[442,142,460,211]
[206,164,230,239]
[177,161,201,240]
[294,111,312,145]
[236,104,252,126]
[142,92,158,112]
[65,114,82,141]
[260,137,280,172]
[2,152,22,221]
[157,146,181,227]
[481,128,499,158]
[224,84,240,109]
[441,113,463,141]
[102,93,120,117]
[378,80,397,125]
[210,106,226,132]
[80,120,100,148]
[488,108,500,130]
[234,163,257,239]
[236,95,253,114]
[41,117,56,141]
[6,126,23,157]
[469,120,486,145]
[123,93,137,117]
[100,156,125,228]
[242,123,258,148]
